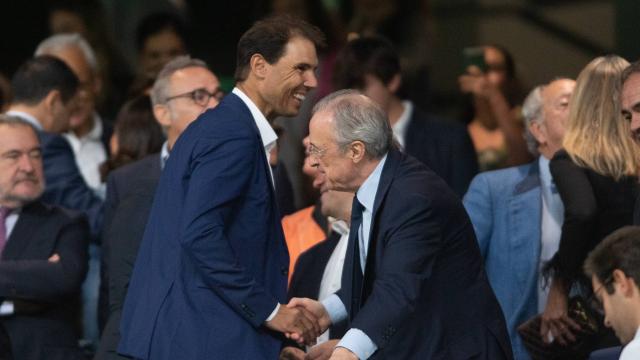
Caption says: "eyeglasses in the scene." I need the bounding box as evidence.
[165,88,224,107]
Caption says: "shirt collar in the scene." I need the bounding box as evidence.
[356,154,388,213]
[160,141,170,169]
[6,110,43,131]
[231,87,278,152]
[65,113,103,143]
[392,101,413,147]
[538,155,553,188]
[330,218,350,236]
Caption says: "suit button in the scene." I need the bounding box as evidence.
[280,267,288,276]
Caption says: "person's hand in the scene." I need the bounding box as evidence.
[540,279,581,345]
[48,253,60,263]
[328,347,358,360]
[288,298,332,333]
[280,346,306,360]
[305,339,339,360]
[458,66,498,99]
[265,304,321,346]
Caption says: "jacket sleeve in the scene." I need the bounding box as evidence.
[0,215,89,302]
[549,151,597,281]
[41,135,104,239]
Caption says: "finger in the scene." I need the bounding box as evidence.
[299,307,320,334]
[540,318,550,339]
[561,315,582,332]
[288,298,304,308]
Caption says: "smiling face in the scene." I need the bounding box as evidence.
[0,124,44,208]
[259,36,318,118]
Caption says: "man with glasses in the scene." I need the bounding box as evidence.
[584,226,640,360]
[119,15,326,360]
[95,55,220,360]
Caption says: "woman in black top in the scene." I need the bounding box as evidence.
[541,55,640,349]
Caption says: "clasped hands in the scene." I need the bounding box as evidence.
[266,298,331,346]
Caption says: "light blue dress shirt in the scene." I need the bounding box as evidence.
[321,154,387,359]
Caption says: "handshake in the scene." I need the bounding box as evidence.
[265,298,331,346]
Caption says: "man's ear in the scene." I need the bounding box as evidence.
[612,269,635,298]
[387,73,402,95]
[154,104,171,128]
[350,141,366,163]
[43,89,62,112]
[249,54,268,80]
[529,121,546,145]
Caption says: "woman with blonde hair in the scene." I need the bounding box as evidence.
[539,55,640,355]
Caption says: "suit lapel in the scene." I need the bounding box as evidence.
[3,202,44,260]
[508,164,542,292]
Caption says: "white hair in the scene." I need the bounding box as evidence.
[521,85,545,157]
[35,33,98,73]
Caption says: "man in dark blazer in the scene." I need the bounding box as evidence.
[293,90,512,359]
[7,56,104,238]
[95,55,221,359]
[0,115,89,359]
[333,36,478,197]
[118,16,326,359]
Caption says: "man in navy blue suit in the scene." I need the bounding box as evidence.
[293,90,512,359]
[7,56,104,238]
[118,15,326,359]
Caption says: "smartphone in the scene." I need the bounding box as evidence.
[462,47,487,73]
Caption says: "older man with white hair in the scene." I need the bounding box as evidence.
[463,78,576,359]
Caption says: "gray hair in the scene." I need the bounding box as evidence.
[522,85,545,157]
[35,33,98,73]
[150,55,209,106]
[0,114,39,137]
[312,89,392,159]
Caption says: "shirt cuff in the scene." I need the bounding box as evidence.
[0,301,14,316]
[321,294,348,325]
[266,303,280,322]
[337,328,378,359]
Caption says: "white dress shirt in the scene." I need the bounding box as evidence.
[537,156,564,312]
[621,327,640,360]
[0,208,20,315]
[391,101,413,149]
[315,220,350,344]
[6,110,43,131]
[231,87,280,321]
[64,114,108,195]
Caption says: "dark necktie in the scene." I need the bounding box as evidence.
[0,207,11,257]
[349,196,365,320]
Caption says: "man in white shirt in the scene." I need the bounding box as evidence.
[584,226,640,360]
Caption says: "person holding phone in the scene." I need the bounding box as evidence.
[459,45,531,171]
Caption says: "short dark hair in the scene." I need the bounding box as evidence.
[584,226,640,294]
[100,95,164,180]
[136,12,187,52]
[621,60,640,85]
[11,55,79,106]
[234,14,325,82]
[333,35,400,90]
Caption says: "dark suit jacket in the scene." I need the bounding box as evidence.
[38,130,104,238]
[339,149,512,359]
[0,201,89,360]
[118,93,289,360]
[404,106,478,197]
[95,154,161,360]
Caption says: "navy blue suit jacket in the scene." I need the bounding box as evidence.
[118,94,289,359]
[404,107,478,197]
[39,131,104,238]
[340,149,513,359]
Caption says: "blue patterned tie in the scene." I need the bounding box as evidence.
[0,207,11,257]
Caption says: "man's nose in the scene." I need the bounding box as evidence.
[304,71,318,89]
[17,154,35,172]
